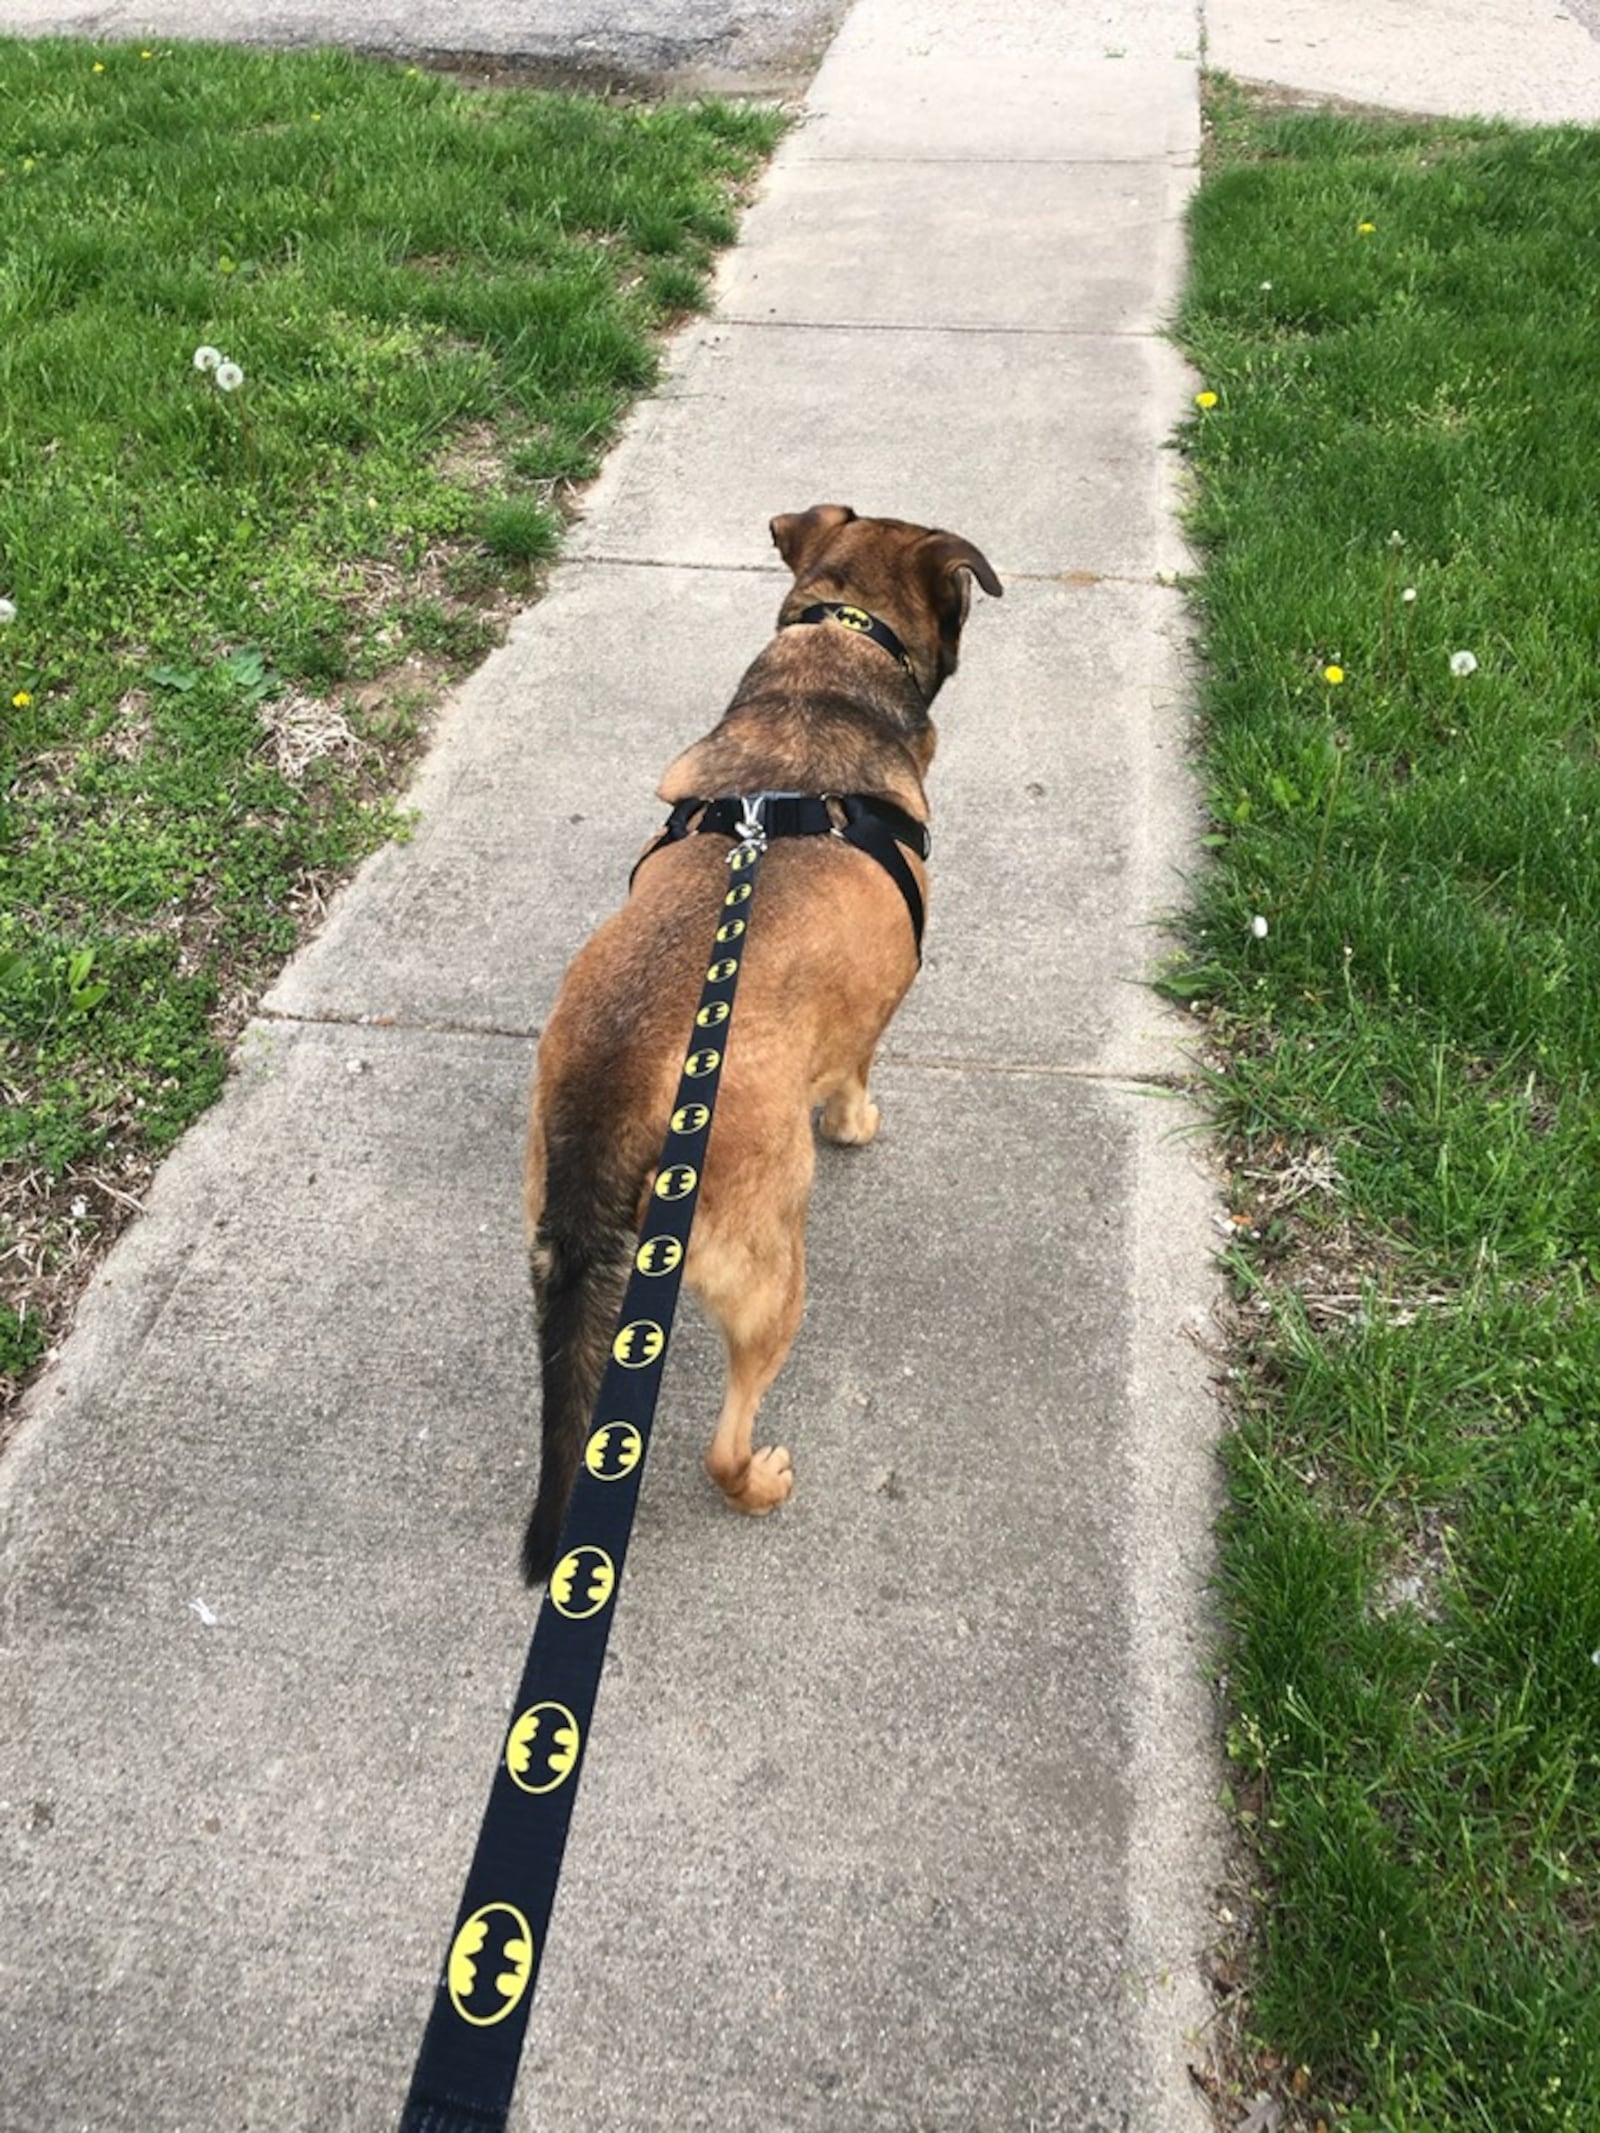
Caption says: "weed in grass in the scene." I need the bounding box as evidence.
[477,497,562,566]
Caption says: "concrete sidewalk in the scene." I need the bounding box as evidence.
[0,4,1225,2129]
[21,0,1599,2124]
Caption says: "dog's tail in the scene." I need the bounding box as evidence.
[521,1130,639,1588]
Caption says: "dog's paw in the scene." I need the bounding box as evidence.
[821,1094,881,1146]
[735,1445,794,1514]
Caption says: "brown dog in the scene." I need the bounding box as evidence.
[519,505,1001,1583]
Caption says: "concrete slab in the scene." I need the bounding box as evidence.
[0,1018,537,2133]
[264,568,1196,1084]
[1206,0,1600,124]
[0,1027,1214,2133]
[893,575,1199,1081]
[571,323,1193,581]
[265,562,786,1034]
[0,0,845,88]
[792,56,1200,161]
[827,0,1202,66]
[720,155,1191,335]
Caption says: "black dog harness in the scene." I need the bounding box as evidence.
[632,790,930,957]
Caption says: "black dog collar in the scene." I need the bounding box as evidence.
[789,602,919,689]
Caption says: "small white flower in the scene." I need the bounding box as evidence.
[1259,279,1273,291]
[193,344,223,371]
[69,1195,89,1220]
[0,598,15,625]
[1450,650,1478,677]
[1402,586,1417,604]
[1388,530,1404,549]
[1250,914,1269,939]
[214,360,244,392]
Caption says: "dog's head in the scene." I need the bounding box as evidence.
[770,505,1001,700]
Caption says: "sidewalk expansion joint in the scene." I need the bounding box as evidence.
[879,1049,1197,1092]
[569,554,786,578]
[786,153,1199,170]
[711,315,1170,342]
[567,555,1182,593]
[254,1003,540,1046]
[251,1007,1196,1092]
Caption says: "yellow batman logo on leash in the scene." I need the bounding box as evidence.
[634,1236,683,1277]
[585,1421,643,1480]
[505,1703,581,1795]
[448,1904,534,2026]
[550,1546,616,1620]
[613,1320,665,1368]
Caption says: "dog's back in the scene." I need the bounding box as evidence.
[519,508,1000,1582]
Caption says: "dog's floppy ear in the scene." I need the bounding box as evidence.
[770,503,857,578]
[916,529,1002,684]
[920,531,1003,604]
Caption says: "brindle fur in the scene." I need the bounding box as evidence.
[520,507,1001,1583]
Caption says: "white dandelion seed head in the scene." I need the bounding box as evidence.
[214,360,244,392]
[1250,914,1269,940]
[0,598,16,625]
[1388,530,1404,549]
[193,345,223,371]
[1450,650,1478,678]
[1402,586,1417,604]
[1259,279,1273,291]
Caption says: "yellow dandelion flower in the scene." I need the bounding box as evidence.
[1195,390,1219,410]
[92,60,105,72]
[1323,665,1345,686]
[1357,221,1376,235]
[13,690,33,707]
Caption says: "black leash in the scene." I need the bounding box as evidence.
[398,807,770,2133]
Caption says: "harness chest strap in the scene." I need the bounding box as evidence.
[631,791,930,958]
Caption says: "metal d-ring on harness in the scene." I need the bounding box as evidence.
[398,809,778,2133]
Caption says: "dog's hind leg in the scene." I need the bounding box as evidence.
[819,1047,881,1146]
[690,1189,808,1517]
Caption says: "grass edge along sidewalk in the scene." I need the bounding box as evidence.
[0,36,783,1422]
[1174,80,1600,2133]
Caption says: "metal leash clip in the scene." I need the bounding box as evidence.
[731,791,773,860]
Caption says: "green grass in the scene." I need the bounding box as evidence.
[0,37,781,1401]
[1177,83,1600,2132]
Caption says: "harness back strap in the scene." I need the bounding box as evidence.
[631,791,929,958]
